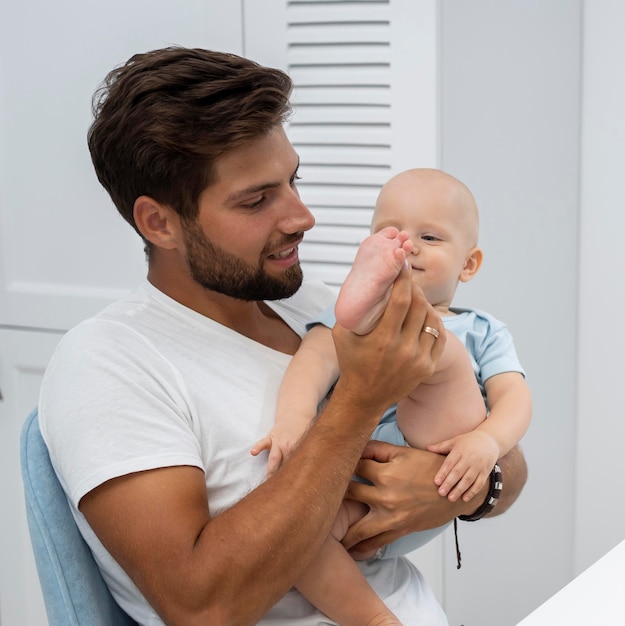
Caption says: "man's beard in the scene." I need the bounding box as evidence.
[182,218,304,301]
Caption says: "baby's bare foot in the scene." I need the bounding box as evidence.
[335,226,413,334]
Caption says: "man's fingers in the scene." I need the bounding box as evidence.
[345,478,375,505]
[343,519,401,556]
[349,440,400,486]
[359,439,398,463]
[342,508,397,552]
[375,264,413,331]
[416,310,446,361]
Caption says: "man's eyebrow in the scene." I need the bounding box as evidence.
[225,158,300,204]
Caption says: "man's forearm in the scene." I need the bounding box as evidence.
[82,387,388,626]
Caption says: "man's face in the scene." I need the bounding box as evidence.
[182,127,315,301]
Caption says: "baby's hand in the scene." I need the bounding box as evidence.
[251,419,308,476]
[250,434,287,476]
[426,430,499,503]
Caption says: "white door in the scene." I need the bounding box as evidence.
[0,328,63,625]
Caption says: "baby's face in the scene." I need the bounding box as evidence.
[371,176,478,309]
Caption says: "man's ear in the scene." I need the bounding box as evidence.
[133,196,180,250]
[459,246,483,283]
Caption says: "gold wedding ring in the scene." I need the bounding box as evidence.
[422,326,440,340]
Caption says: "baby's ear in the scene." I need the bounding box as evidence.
[459,247,483,283]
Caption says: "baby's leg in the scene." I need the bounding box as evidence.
[335,227,413,335]
[294,500,402,626]
[397,330,486,449]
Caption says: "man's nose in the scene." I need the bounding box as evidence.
[284,190,315,233]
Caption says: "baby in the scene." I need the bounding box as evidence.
[252,168,532,625]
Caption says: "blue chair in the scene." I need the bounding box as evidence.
[20,409,137,626]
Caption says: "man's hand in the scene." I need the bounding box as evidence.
[342,441,527,557]
[341,441,465,557]
[332,267,446,419]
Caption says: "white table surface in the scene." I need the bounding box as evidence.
[516,538,625,625]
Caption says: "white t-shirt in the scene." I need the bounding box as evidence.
[39,280,447,626]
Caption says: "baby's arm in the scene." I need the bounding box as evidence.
[251,324,340,475]
[427,372,532,502]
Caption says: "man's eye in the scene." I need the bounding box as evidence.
[290,173,302,186]
[243,196,265,209]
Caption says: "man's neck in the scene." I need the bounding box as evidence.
[147,261,300,354]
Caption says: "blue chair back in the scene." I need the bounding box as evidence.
[20,409,137,626]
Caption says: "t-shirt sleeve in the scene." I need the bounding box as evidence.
[306,305,337,330]
[39,319,204,507]
[473,320,526,383]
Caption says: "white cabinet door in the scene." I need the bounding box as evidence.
[0,0,244,331]
[0,328,63,626]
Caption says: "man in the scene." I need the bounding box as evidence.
[39,47,527,625]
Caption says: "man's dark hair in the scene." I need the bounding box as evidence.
[88,47,293,239]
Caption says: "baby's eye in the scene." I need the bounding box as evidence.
[421,234,440,242]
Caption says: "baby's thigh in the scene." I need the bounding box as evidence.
[331,500,368,542]
[399,331,486,447]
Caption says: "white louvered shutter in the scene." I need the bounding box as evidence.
[283,0,438,288]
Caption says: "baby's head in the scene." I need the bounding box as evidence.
[371,168,483,311]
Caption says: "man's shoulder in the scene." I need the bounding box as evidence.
[54,286,161,355]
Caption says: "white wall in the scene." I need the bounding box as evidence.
[439,2,581,623]
[438,2,625,622]
[575,0,625,572]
